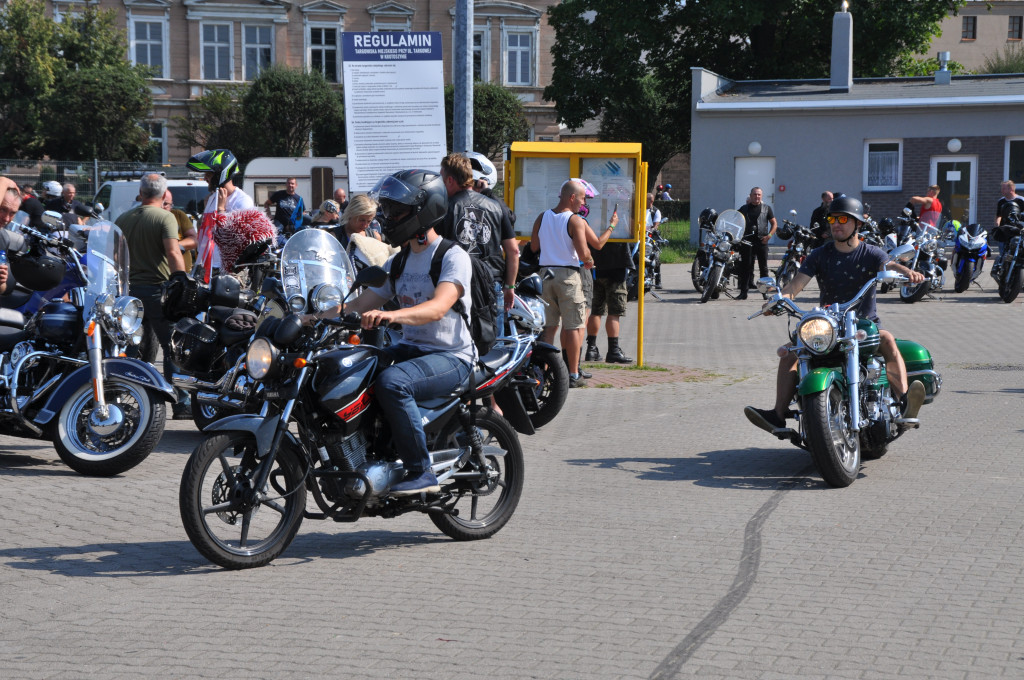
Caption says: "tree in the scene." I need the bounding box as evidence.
[444,81,531,159]
[0,0,152,159]
[174,85,251,159]
[545,0,967,187]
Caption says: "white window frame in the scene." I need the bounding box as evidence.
[1005,136,1024,183]
[145,120,168,164]
[52,0,95,24]
[368,2,414,32]
[307,22,342,83]
[242,23,275,81]
[128,16,170,79]
[863,139,903,192]
[450,24,491,83]
[501,27,537,87]
[201,22,234,81]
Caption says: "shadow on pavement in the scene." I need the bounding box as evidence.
[0,450,78,476]
[566,447,832,490]
[0,530,444,576]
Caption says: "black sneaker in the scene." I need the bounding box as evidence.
[744,406,786,433]
[569,375,587,388]
[605,347,633,364]
[578,368,593,379]
[584,345,600,362]
[391,469,440,496]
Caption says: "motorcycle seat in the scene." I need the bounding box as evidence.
[216,309,259,347]
[0,326,28,351]
[206,305,241,327]
[0,307,26,329]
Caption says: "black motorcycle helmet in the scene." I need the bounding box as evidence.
[698,207,718,228]
[187,149,239,190]
[828,195,868,223]
[878,217,896,235]
[369,169,447,247]
[10,247,65,292]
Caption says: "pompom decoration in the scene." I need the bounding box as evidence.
[213,208,277,273]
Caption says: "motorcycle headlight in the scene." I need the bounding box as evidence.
[798,315,838,354]
[310,283,343,313]
[96,294,116,317]
[922,239,938,254]
[246,337,277,380]
[287,294,306,313]
[716,240,731,253]
[794,244,804,254]
[527,297,546,327]
[112,296,144,336]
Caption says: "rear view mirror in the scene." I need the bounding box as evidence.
[889,243,916,264]
[41,210,63,229]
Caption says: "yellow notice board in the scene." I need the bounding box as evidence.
[506,142,646,241]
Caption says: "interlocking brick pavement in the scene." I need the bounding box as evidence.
[2,264,1024,678]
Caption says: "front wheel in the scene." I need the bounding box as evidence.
[430,409,524,541]
[519,347,569,429]
[999,265,1022,303]
[954,260,973,293]
[776,259,798,289]
[53,379,166,476]
[700,264,723,303]
[690,254,707,293]
[803,384,860,488]
[899,276,931,303]
[179,432,306,569]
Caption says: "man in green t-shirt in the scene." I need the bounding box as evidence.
[115,173,190,418]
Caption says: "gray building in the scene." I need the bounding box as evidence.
[689,9,1024,239]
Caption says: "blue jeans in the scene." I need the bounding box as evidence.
[375,345,471,473]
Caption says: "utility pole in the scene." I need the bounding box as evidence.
[452,0,473,152]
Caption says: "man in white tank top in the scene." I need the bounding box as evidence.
[527,180,594,386]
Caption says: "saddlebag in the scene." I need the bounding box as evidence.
[171,317,225,373]
[897,339,941,404]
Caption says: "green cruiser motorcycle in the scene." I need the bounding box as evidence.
[747,267,941,487]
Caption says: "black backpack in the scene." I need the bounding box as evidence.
[388,238,497,357]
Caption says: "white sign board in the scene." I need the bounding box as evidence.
[343,32,447,192]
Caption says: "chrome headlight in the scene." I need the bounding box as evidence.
[526,297,546,327]
[716,239,731,253]
[287,294,306,313]
[798,315,838,354]
[310,283,343,313]
[246,337,277,380]
[112,296,144,335]
[922,239,938,254]
[794,244,804,254]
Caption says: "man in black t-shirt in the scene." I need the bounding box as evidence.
[264,177,305,235]
[736,187,777,299]
[744,196,925,435]
[808,190,834,246]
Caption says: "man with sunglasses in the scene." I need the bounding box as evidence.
[745,195,926,435]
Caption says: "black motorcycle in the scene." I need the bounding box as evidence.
[627,227,667,300]
[991,210,1024,302]
[693,209,746,303]
[179,230,525,569]
[773,211,817,289]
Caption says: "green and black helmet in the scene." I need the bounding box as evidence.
[187,149,239,190]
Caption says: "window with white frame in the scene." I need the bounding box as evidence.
[244,25,273,80]
[864,140,902,191]
[202,23,232,80]
[505,32,532,86]
[369,3,413,32]
[145,121,166,164]
[131,19,166,77]
[309,25,340,83]
[473,30,486,81]
[1007,138,1024,185]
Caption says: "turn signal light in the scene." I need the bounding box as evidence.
[293,357,308,369]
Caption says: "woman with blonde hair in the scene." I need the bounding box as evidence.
[330,193,395,271]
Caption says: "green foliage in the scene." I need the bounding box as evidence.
[894,56,969,77]
[545,0,967,185]
[979,43,1024,74]
[0,0,151,159]
[444,81,531,158]
[177,67,344,165]
[39,165,58,184]
[658,219,697,265]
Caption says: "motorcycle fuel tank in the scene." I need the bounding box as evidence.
[312,347,381,432]
[36,301,83,345]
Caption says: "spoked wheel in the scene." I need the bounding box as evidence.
[899,277,930,303]
[179,433,306,569]
[53,379,165,476]
[192,398,227,431]
[430,409,524,541]
[700,264,723,303]
[803,384,860,488]
[518,347,568,429]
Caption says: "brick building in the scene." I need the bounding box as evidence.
[47,0,561,164]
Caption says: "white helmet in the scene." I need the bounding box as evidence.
[43,181,62,198]
[463,151,498,188]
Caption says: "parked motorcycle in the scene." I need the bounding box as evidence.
[773,211,817,289]
[895,209,948,303]
[694,209,746,303]
[1,220,174,475]
[990,210,1024,302]
[746,265,941,487]
[179,230,525,569]
[627,227,667,301]
[947,221,988,293]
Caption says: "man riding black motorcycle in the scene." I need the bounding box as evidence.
[745,195,927,434]
[343,169,474,496]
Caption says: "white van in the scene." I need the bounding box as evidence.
[241,156,349,212]
[94,179,210,222]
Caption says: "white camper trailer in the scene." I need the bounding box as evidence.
[242,157,349,213]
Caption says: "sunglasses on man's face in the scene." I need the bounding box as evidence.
[827,214,851,225]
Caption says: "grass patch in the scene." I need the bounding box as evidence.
[658,219,698,264]
[586,363,670,372]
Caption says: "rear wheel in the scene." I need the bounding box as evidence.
[803,384,860,488]
[192,398,228,431]
[700,264,723,303]
[690,253,707,293]
[179,432,306,569]
[430,409,524,541]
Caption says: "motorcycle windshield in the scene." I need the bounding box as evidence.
[714,209,746,242]
[279,229,354,310]
[85,221,130,315]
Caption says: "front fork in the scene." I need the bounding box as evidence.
[86,315,109,417]
[843,311,861,432]
[252,359,311,494]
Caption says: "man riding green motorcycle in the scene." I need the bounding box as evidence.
[744,196,930,476]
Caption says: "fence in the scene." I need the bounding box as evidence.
[0,159,195,201]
